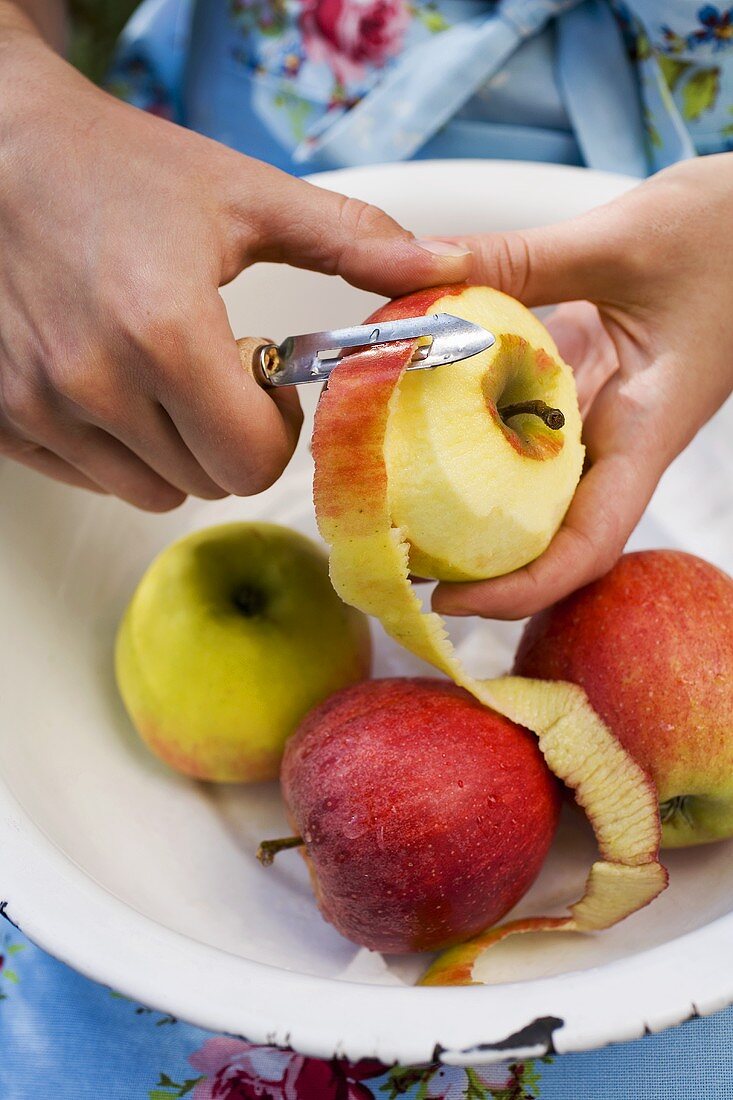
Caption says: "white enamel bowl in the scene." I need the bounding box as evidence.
[2,161,732,1066]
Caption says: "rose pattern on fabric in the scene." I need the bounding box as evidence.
[189,1038,389,1100]
[189,1038,307,1099]
[290,1055,387,1099]
[108,0,733,162]
[184,1038,545,1100]
[8,915,733,1100]
[299,0,411,85]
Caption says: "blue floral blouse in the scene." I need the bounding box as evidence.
[108,0,733,175]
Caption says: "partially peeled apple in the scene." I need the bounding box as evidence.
[378,285,585,581]
[309,284,667,984]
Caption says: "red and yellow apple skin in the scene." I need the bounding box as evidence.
[514,550,733,847]
[281,678,561,954]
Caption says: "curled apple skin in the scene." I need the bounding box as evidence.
[420,860,669,986]
[312,285,667,985]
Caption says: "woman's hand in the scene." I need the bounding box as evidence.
[432,154,733,619]
[0,11,471,510]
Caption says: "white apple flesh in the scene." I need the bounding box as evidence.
[385,285,585,580]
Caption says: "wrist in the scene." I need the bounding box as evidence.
[0,4,54,79]
[0,0,66,50]
[0,3,93,124]
[0,1,40,37]
[0,10,86,175]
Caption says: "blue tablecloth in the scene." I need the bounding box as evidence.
[2,917,732,1099]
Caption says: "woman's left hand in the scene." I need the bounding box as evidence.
[431,154,733,620]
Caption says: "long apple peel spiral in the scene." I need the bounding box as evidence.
[312,285,667,986]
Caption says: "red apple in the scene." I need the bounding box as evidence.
[513,550,733,847]
[279,677,561,954]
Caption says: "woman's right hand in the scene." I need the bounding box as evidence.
[0,6,471,509]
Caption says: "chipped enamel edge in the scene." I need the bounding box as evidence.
[3,769,733,1067]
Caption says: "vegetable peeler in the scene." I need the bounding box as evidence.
[236,314,495,388]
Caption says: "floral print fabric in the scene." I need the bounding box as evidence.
[0,923,544,1099]
[617,2,733,156]
[297,0,412,87]
[109,0,733,174]
[4,919,733,1099]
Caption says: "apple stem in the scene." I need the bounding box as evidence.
[498,400,565,431]
[232,585,268,617]
[257,836,305,866]
[659,795,695,828]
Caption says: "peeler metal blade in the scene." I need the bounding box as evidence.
[255,314,495,387]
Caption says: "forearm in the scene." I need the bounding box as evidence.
[0,0,66,52]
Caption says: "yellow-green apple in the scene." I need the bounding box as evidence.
[514,550,733,848]
[311,286,667,982]
[382,284,585,580]
[115,522,371,782]
[273,677,561,953]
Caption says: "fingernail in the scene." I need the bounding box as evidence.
[415,238,472,258]
[431,595,470,616]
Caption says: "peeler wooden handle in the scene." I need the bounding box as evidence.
[236,337,277,387]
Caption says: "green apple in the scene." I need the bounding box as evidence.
[115,522,371,782]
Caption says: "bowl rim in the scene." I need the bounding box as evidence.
[4,765,733,1065]
[3,159,733,1067]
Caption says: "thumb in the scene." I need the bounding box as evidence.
[441,203,633,307]
[225,161,473,297]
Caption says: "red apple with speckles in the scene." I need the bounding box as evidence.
[278,678,561,953]
[514,550,733,848]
